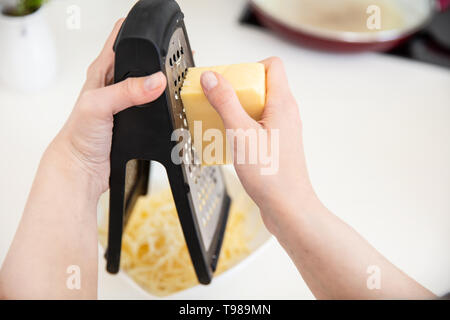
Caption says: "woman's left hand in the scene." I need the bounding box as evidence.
[52,18,167,196]
[0,18,167,299]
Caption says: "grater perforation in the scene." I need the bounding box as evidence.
[164,27,228,251]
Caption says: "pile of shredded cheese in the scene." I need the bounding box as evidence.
[99,189,251,297]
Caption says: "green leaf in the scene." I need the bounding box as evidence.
[10,0,48,16]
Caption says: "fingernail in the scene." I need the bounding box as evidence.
[201,71,218,92]
[144,72,164,91]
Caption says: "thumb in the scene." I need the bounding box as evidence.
[87,71,167,116]
[200,71,257,130]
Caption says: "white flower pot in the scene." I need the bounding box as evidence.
[0,5,57,92]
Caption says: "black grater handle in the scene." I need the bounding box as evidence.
[113,0,184,57]
[106,0,184,274]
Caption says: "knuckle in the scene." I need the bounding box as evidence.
[123,78,142,105]
[213,89,235,107]
[78,90,111,118]
[115,18,125,28]
[79,90,93,105]
[270,56,281,62]
[271,56,284,69]
[79,105,92,118]
[86,60,99,77]
[86,59,110,81]
[124,77,135,94]
[78,93,95,116]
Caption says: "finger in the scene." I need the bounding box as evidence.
[259,57,293,105]
[200,71,257,130]
[83,18,125,91]
[98,18,125,63]
[85,72,167,116]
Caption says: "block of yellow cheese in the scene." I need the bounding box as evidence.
[180,63,266,165]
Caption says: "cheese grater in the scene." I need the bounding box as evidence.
[106,0,231,285]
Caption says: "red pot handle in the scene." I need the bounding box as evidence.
[437,0,450,11]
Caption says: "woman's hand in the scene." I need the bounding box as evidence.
[0,19,168,299]
[51,18,167,197]
[200,57,319,234]
[201,59,434,300]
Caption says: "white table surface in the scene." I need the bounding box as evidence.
[0,0,449,299]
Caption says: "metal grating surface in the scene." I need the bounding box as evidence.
[165,28,227,250]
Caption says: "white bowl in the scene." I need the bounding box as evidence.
[97,163,272,299]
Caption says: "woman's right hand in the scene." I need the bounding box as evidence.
[201,57,436,300]
[200,57,320,234]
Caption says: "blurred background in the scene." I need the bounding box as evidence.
[0,0,449,299]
